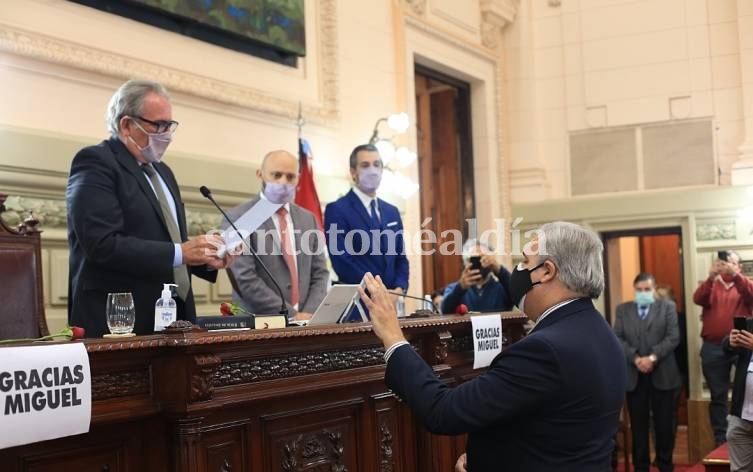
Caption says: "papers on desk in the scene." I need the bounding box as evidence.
[216,199,282,257]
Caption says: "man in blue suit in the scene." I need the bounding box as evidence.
[359,221,626,472]
[324,144,409,296]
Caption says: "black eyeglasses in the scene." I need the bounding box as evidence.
[134,115,179,134]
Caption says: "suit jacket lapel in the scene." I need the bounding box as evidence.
[109,138,171,235]
[346,189,374,229]
[646,303,656,329]
[154,162,187,240]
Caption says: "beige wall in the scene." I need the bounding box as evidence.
[504,0,752,201]
[0,0,513,327]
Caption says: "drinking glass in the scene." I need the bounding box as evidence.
[106,292,135,335]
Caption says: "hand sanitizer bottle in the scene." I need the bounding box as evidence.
[154,283,177,332]
[395,295,406,318]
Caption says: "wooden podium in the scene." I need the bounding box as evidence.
[1,313,527,472]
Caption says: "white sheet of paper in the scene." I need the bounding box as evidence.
[217,199,282,257]
[472,314,503,369]
[0,343,92,449]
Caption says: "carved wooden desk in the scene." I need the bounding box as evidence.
[1,313,527,472]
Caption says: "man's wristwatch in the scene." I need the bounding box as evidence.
[648,354,658,363]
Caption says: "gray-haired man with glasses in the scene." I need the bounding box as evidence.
[66,79,234,338]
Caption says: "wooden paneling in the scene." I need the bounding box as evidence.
[0,314,528,471]
[415,70,473,298]
[640,233,684,312]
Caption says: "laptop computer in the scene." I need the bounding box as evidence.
[291,284,366,326]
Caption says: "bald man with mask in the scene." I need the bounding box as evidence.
[223,150,329,322]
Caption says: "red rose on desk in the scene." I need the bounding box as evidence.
[219,302,251,317]
[71,326,86,340]
[0,325,86,344]
[220,302,233,316]
[456,304,469,315]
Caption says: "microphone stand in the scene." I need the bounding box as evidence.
[388,291,439,317]
[199,186,289,320]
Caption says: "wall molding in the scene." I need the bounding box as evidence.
[0,0,339,126]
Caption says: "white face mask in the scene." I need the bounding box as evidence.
[129,120,172,163]
[357,166,382,193]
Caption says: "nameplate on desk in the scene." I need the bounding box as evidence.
[0,343,92,449]
[471,313,503,369]
[252,314,287,330]
[197,314,286,330]
[197,315,252,330]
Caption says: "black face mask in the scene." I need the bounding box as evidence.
[509,261,546,308]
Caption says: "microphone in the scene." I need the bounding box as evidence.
[199,185,289,319]
[388,291,439,317]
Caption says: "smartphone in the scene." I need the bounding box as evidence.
[718,250,730,262]
[469,256,482,272]
[734,316,747,331]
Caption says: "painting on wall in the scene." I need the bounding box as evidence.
[133,0,305,55]
[70,0,305,63]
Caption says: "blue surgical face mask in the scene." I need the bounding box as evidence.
[634,291,654,306]
[357,166,382,194]
[263,182,296,204]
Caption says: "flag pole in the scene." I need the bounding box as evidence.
[297,101,305,140]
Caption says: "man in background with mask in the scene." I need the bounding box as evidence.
[614,272,681,472]
[224,150,329,322]
[693,250,753,445]
[358,221,626,472]
[324,144,409,297]
[441,238,513,314]
[67,80,232,337]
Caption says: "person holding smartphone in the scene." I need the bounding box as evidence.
[723,317,753,471]
[693,250,753,445]
[440,238,513,314]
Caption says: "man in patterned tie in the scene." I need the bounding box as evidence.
[614,272,682,472]
[224,150,329,322]
[67,80,233,337]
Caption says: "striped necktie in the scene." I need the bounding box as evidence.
[142,164,190,300]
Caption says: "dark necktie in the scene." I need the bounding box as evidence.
[142,164,190,300]
[370,199,380,227]
[639,306,649,320]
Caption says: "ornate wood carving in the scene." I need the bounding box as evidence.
[281,430,347,472]
[91,369,150,400]
[447,334,473,353]
[190,354,221,403]
[214,346,385,387]
[433,331,452,364]
[378,421,394,472]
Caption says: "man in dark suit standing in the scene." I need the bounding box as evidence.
[359,221,626,472]
[224,150,329,322]
[66,80,232,337]
[614,272,681,472]
[324,144,409,297]
[724,318,753,471]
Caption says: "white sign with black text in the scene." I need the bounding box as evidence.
[472,314,503,369]
[0,343,91,449]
